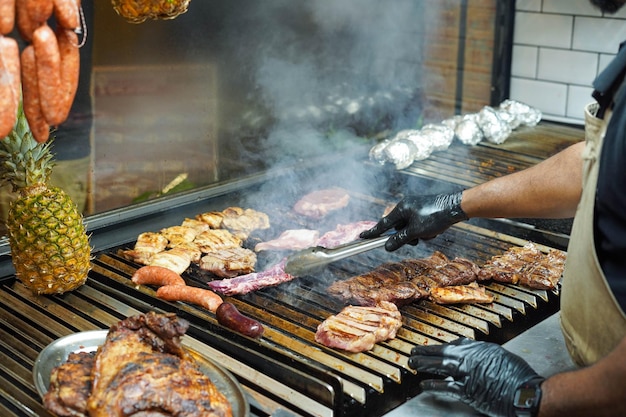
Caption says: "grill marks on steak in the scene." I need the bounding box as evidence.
[315,301,402,353]
[479,242,566,290]
[328,251,485,306]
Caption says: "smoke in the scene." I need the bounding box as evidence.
[221,0,427,165]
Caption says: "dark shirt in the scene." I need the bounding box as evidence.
[593,43,626,313]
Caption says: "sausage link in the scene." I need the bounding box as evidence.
[16,0,38,42]
[26,0,53,26]
[0,36,20,138]
[32,24,64,125]
[55,27,79,123]
[156,285,223,313]
[20,45,50,142]
[131,265,186,287]
[216,302,264,338]
[0,0,15,35]
[53,0,80,29]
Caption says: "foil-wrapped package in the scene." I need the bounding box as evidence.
[442,115,462,131]
[383,139,418,170]
[499,99,542,127]
[478,106,512,144]
[395,130,434,161]
[368,140,391,165]
[455,114,484,145]
[420,123,455,152]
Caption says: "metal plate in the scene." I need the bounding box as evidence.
[33,330,249,417]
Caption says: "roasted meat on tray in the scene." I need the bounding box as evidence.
[44,312,233,417]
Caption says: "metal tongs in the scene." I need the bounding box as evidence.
[283,235,390,276]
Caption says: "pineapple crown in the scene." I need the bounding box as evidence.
[0,103,55,192]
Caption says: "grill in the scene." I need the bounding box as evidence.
[0,122,582,417]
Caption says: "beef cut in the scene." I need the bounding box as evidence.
[293,187,350,219]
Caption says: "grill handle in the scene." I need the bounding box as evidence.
[283,235,389,276]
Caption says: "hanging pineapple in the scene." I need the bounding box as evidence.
[0,105,91,295]
[111,0,191,24]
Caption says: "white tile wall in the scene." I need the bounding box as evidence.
[511,0,626,124]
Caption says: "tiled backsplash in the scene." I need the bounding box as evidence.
[511,0,626,124]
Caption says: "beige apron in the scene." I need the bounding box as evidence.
[560,102,626,366]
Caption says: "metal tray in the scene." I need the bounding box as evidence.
[33,330,249,417]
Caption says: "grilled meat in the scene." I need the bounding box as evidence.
[429,282,493,304]
[315,301,402,353]
[194,229,243,253]
[87,312,232,417]
[160,225,200,246]
[119,232,169,265]
[293,187,350,219]
[208,259,294,296]
[315,221,377,248]
[479,242,566,290]
[44,351,95,417]
[199,247,257,278]
[254,229,320,252]
[220,207,270,240]
[327,251,483,306]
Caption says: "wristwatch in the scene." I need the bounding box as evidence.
[513,376,545,417]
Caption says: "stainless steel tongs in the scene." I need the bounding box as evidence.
[283,235,389,276]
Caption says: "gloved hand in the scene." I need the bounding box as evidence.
[359,191,468,251]
[408,337,545,417]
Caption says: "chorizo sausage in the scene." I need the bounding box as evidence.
[0,36,20,138]
[216,302,264,338]
[55,27,79,123]
[53,0,80,29]
[0,0,15,35]
[16,0,38,42]
[32,24,64,126]
[131,265,186,287]
[156,285,224,313]
[20,45,50,142]
[26,0,53,26]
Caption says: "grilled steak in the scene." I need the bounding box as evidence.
[315,221,377,248]
[479,242,566,290]
[254,229,320,252]
[44,351,95,417]
[315,301,402,353]
[293,187,350,219]
[328,251,483,306]
[208,259,294,296]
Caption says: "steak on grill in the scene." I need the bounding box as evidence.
[315,301,402,353]
[293,187,350,219]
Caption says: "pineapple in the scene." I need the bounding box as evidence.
[0,105,91,295]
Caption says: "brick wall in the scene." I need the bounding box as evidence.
[511,0,626,124]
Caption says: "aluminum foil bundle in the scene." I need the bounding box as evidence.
[368,139,391,165]
[395,129,435,161]
[383,139,418,170]
[442,115,462,131]
[419,123,455,152]
[454,114,484,145]
[499,99,542,127]
[478,106,512,144]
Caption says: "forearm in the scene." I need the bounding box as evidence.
[461,142,584,220]
[538,336,626,417]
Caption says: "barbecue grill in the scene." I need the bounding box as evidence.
[0,122,581,417]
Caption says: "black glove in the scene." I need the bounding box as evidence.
[360,192,468,251]
[408,337,545,417]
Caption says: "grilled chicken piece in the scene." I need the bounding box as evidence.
[429,282,493,304]
[220,207,270,240]
[315,301,402,353]
[148,248,193,275]
[44,351,95,417]
[119,232,169,265]
[479,242,566,290]
[194,229,243,252]
[160,225,200,247]
[196,211,226,229]
[87,312,232,417]
[199,247,257,278]
[181,218,212,233]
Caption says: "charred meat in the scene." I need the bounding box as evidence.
[43,351,95,417]
[429,282,493,304]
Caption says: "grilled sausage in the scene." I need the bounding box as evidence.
[216,302,264,338]
[20,45,50,142]
[0,0,15,35]
[16,0,39,42]
[156,285,223,313]
[26,0,53,26]
[131,265,186,287]
[55,27,79,122]
[32,24,64,125]
[0,36,20,138]
[53,0,80,29]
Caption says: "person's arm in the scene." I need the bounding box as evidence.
[538,334,626,417]
[462,141,584,219]
[361,141,585,251]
